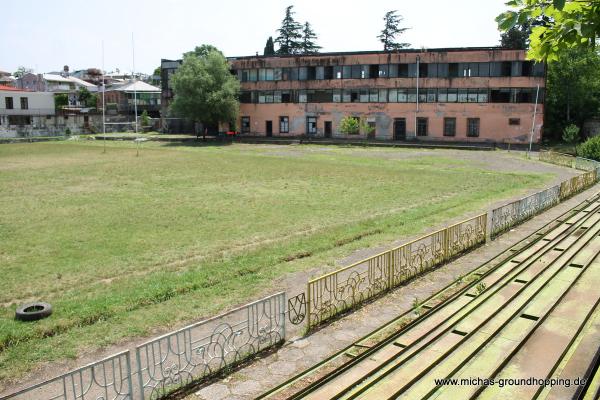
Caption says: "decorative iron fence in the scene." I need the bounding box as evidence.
[491,185,561,238]
[4,351,133,400]
[560,170,597,200]
[540,150,600,180]
[134,292,285,399]
[287,292,307,325]
[574,156,600,173]
[306,213,486,329]
[539,150,575,168]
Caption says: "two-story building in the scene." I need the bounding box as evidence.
[228,47,545,144]
[0,85,55,137]
[100,80,161,117]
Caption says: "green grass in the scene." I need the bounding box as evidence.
[0,141,553,385]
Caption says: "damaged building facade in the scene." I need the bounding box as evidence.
[229,48,545,143]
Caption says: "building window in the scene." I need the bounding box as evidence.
[444,118,456,136]
[20,97,28,110]
[240,91,252,103]
[307,116,317,135]
[5,97,13,109]
[241,117,250,133]
[333,89,342,103]
[467,118,480,137]
[334,66,343,79]
[359,89,369,103]
[279,116,289,133]
[509,118,521,125]
[417,117,428,136]
[367,121,376,137]
[8,115,31,125]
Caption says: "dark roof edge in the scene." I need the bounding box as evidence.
[226,47,519,61]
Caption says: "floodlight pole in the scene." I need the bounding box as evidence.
[527,84,540,159]
[132,33,138,134]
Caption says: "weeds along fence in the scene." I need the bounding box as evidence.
[7,152,599,400]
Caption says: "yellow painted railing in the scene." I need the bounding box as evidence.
[306,213,486,329]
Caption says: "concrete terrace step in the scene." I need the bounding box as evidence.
[274,193,600,400]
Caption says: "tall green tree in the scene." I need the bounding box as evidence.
[378,10,410,51]
[275,5,303,55]
[170,48,240,137]
[496,0,600,61]
[185,44,224,58]
[13,66,33,78]
[500,21,531,49]
[545,47,600,137]
[54,93,68,110]
[300,22,322,55]
[264,36,276,56]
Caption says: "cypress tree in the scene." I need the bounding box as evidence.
[300,22,322,55]
[275,5,303,55]
[264,36,276,56]
[378,10,410,51]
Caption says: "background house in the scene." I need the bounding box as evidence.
[101,80,161,117]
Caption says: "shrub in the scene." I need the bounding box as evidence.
[562,124,580,145]
[339,116,360,135]
[140,110,150,127]
[65,128,71,136]
[577,135,600,161]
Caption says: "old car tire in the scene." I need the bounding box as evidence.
[15,302,52,321]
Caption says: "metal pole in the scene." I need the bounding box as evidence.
[102,41,106,153]
[415,55,420,138]
[132,32,138,134]
[527,84,540,158]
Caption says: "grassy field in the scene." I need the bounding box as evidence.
[0,141,553,386]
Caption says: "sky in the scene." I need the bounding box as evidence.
[0,0,510,75]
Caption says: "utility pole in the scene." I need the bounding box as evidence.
[102,41,106,153]
[527,84,540,158]
[132,33,138,134]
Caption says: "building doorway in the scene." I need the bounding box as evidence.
[393,118,406,140]
[266,120,273,137]
[324,121,332,138]
[307,116,317,135]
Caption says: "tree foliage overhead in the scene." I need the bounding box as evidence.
[496,0,600,61]
[545,47,600,136]
[378,10,410,51]
[170,47,240,128]
[275,5,303,55]
[500,21,532,49]
[300,22,322,55]
[264,36,275,56]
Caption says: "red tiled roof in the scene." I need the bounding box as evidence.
[0,85,29,92]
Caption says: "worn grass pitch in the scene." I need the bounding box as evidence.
[0,141,551,385]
